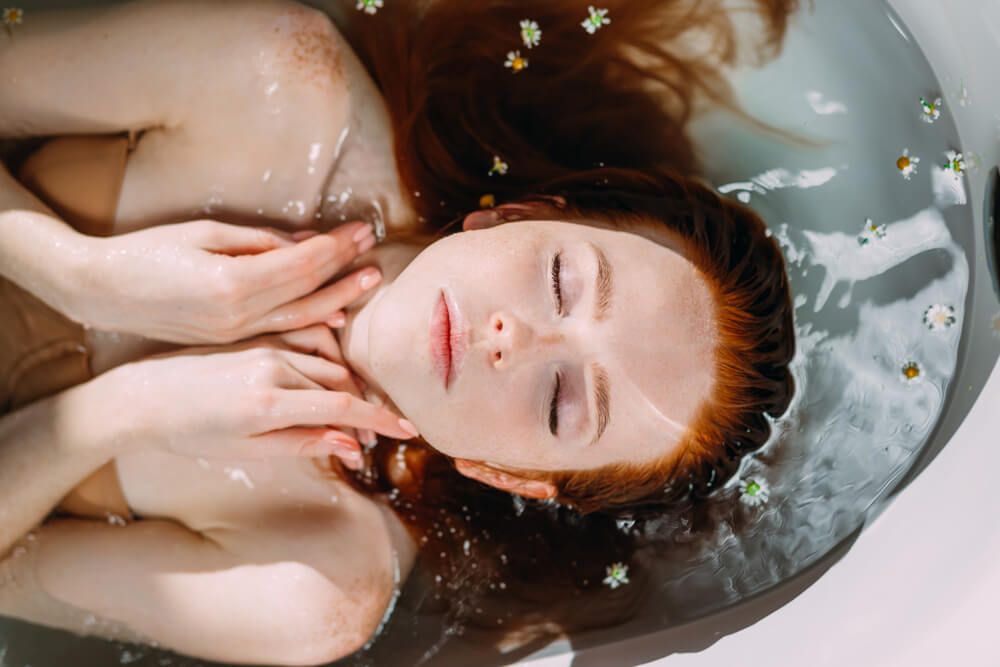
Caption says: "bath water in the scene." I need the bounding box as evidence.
[0,1,977,665]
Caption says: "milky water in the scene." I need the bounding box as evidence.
[0,1,981,666]
[591,0,975,648]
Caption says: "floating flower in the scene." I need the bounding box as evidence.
[582,6,610,34]
[900,360,923,385]
[355,0,383,14]
[739,478,770,507]
[488,155,509,176]
[919,96,942,123]
[519,19,541,49]
[857,217,887,246]
[923,304,956,331]
[479,193,496,209]
[2,7,22,25]
[942,150,968,174]
[504,50,528,73]
[603,562,630,589]
[896,148,920,180]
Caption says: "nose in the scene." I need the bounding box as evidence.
[486,310,563,369]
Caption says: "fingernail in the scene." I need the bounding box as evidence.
[327,311,346,327]
[357,235,376,254]
[352,223,374,243]
[345,451,364,470]
[398,418,419,438]
[358,268,382,290]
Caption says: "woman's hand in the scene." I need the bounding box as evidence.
[100,326,417,470]
[64,220,380,344]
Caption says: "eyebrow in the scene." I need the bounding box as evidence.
[589,362,611,447]
[590,241,613,323]
[586,242,614,446]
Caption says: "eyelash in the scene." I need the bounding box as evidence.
[549,371,562,435]
[549,251,564,435]
[551,251,564,315]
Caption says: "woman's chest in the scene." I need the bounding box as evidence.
[114,450,357,532]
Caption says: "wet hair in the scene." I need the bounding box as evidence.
[323,0,799,650]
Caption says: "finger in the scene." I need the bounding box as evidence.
[268,349,368,446]
[236,222,374,306]
[249,427,363,467]
[251,267,381,335]
[271,325,346,365]
[348,372,376,445]
[261,390,419,439]
[277,351,356,393]
[192,221,297,255]
[275,351,369,445]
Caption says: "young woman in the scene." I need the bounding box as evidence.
[0,0,798,663]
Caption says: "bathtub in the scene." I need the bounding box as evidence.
[525,0,1000,664]
[1,1,997,666]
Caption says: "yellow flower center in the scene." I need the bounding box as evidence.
[479,194,496,209]
[513,58,525,71]
[903,365,920,379]
[896,156,911,170]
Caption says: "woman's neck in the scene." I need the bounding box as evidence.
[335,241,422,413]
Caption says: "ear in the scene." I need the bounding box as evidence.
[454,459,558,500]
[461,196,568,231]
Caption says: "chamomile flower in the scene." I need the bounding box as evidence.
[923,304,956,331]
[857,217,887,246]
[943,150,968,174]
[896,148,920,180]
[2,7,22,25]
[900,360,923,385]
[519,19,541,49]
[582,6,610,34]
[739,478,770,507]
[355,0,383,15]
[919,96,942,123]
[603,562,630,589]
[504,50,528,73]
[488,155,509,176]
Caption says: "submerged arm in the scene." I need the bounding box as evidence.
[0,517,395,666]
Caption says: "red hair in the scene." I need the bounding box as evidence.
[324,0,799,649]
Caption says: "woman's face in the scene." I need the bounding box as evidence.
[365,220,717,472]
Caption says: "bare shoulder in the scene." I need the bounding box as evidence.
[213,488,420,652]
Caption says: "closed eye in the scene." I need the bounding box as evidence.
[549,370,561,435]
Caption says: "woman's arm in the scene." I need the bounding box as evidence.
[0,160,97,318]
[0,0,322,138]
[0,517,397,665]
[0,372,131,562]
[0,326,414,559]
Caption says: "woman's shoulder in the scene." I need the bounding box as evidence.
[212,477,419,648]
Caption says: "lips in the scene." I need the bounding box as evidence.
[429,290,468,390]
[430,292,451,388]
